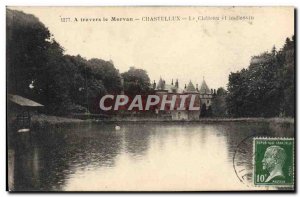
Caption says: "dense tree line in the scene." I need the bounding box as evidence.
[7,9,150,115]
[225,36,295,117]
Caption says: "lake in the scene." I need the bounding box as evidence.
[8,121,294,191]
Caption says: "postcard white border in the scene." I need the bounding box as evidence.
[1,1,299,197]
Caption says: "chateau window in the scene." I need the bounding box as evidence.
[207,100,209,104]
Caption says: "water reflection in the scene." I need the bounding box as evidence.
[123,124,152,158]
[8,122,294,191]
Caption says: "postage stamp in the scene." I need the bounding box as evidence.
[253,138,294,186]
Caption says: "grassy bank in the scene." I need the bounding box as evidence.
[106,117,294,124]
[31,114,85,128]
[31,114,294,126]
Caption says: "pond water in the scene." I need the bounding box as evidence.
[8,121,294,191]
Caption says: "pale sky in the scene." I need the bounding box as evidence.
[10,7,294,90]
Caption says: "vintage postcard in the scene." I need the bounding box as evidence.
[6,6,295,191]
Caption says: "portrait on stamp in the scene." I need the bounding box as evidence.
[254,138,294,186]
[262,146,286,182]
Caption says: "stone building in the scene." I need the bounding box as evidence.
[151,77,216,120]
[198,78,215,110]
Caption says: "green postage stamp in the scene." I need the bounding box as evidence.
[253,138,294,186]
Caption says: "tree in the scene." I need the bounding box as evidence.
[6,9,73,114]
[121,67,151,96]
[226,36,294,117]
[87,59,122,94]
[279,36,295,117]
[212,87,228,117]
[33,40,73,114]
[7,9,123,115]
[7,9,50,97]
[226,70,248,117]
[65,55,110,114]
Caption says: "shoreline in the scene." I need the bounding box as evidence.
[31,114,294,126]
[108,117,294,124]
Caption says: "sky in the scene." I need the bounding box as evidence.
[10,7,294,90]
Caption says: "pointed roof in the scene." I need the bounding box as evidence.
[155,78,181,93]
[199,79,211,94]
[156,77,165,90]
[185,81,197,92]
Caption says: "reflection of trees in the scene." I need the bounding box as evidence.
[269,122,294,138]
[12,128,73,191]
[13,139,42,191]
[123,124,152,158]
[222,122,294,152]
[12,123,122,191]
[61,124,123,169]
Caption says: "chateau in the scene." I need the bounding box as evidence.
[151,78,216,120]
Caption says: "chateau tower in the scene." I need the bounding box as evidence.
[199,78,213,109]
